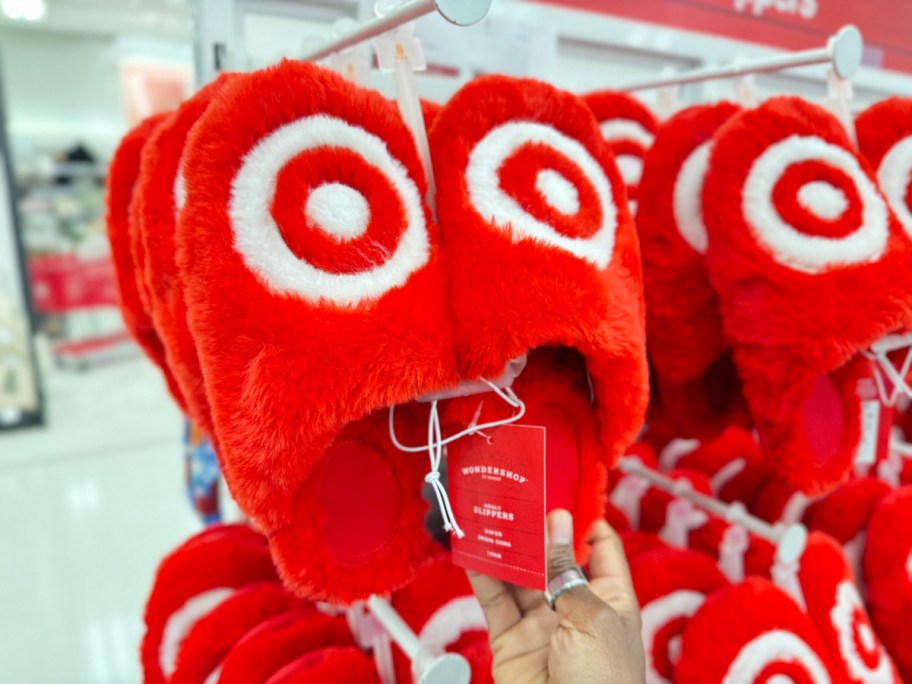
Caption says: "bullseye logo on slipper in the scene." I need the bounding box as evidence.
[229,115,430,307]
[464,120,618,269]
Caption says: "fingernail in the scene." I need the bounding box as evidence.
[549,509,573,546]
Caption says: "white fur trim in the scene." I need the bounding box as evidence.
[877,135,912,239]
[599,119,655,148]
[797,181,849,221]
[417,596,487,654]
[229,115,429,306]
[535,168,580,215]
[721,630,832,684]
[673,141,712,254]
[641,590,705,684]
[465,121,618,269]
[304,182,371,241]
[160,587,235,676]
[742,135,889,274]
[830,580,893,681]
[616,155,645,187]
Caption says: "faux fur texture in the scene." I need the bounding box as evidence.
[798,533,900,683]
[636,102,747,440]
[429,75,648,471]
[856,98,912,238]
[176,61,451,602]
[135,74,234,438]
[674,426,770,507]
[264,647,379,684]
[218,607,355,684]
[390,554,492,684]
[105,113,186,409]
[217,608,354,684]
[582,91,658,202]
[170,582,304,684]
[442,348,606,560]
[802,476,891,545]
[621,531,668,562]
[702,97,912,494]
[630,547,729,684]
[675,578,843,683]
[751,478,814,525]
[863,486,912,680]
[140,524,278,684]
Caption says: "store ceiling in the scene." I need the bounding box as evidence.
[0,0,192,40]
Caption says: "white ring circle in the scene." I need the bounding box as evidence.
[721,630,832,684]
[877,135,912,239]
[640,590,705,684]
[229,114,429,306]
[742,135,889,274]
[465,121,618,269]
[830,580,893,681]
[673,141,712,255]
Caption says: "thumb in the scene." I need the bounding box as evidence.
[547,510,612,623]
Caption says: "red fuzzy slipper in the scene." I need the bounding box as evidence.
[389,554,491,684]
[675,578,842,683]
[751,478,817,526]
[169,582,305,684]
[797,533,900,683]
[863,486,912,680]
[856,98,912,246]
[665,426,770,507]
[217,608,355,684]
[264,647,378,684]
[802,476,891,580]
[141,524,278,684]
[630,547,729,684]
[636,102,747,440]
[106,113,185,408]
[441,348,607,558]
[582,91,658,206]
[134,74,234,438]
[176,61,453,602]
[429,75,648,472]
[702,96,912,494]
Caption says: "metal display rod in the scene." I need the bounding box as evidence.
[617,457,808,565]
[621,24,864,92]
[301,0,493,62]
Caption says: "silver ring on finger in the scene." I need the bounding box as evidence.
[546,567,589,610]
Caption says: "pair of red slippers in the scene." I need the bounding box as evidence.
[107,62,650,603]
[141,524,492,684]
[631,94,912,496]
[618,512,901,682]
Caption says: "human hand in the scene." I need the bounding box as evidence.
[467,509,645,683]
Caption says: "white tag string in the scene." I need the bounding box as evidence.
[862,334,912,407]
[388,380,526,538]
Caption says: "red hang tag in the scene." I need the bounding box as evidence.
[447,424,547,591]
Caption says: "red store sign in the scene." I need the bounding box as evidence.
[534,0,912,74]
